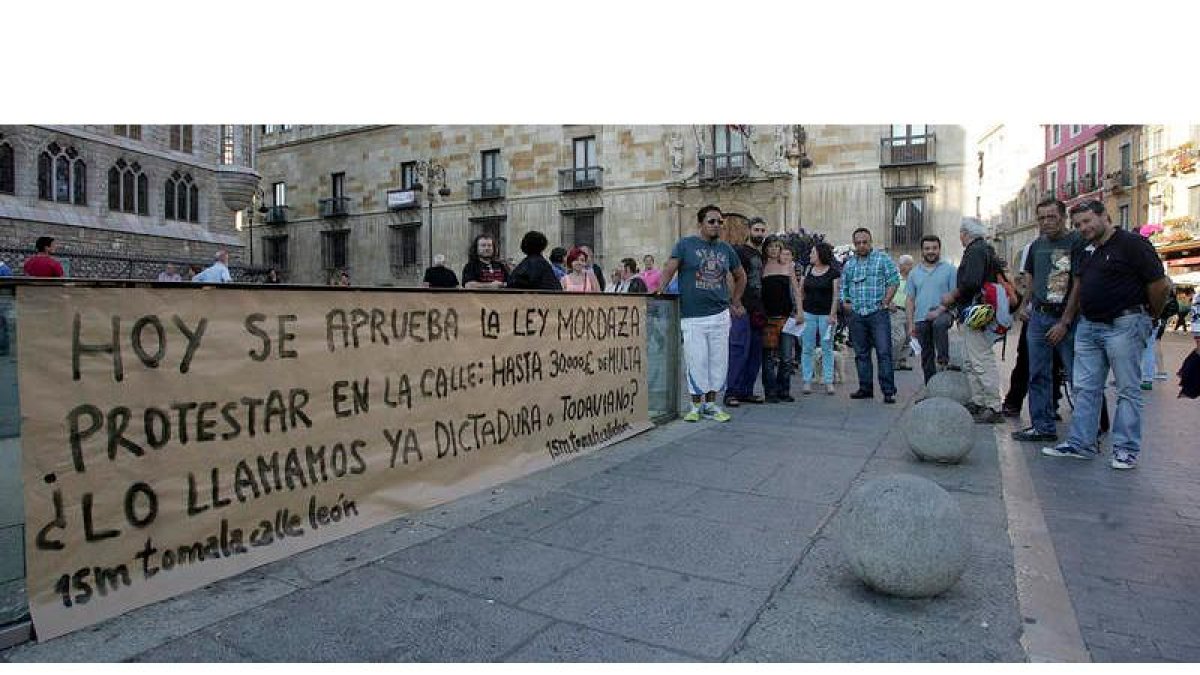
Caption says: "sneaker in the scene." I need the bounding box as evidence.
[702,403,732,423]
[825,384,836,396]
[1012,427,1057,442]
[802,383,813,395]
[883,395,896,404]
[1140,381,1153,391]
[973,408,1003,424]
[1111,450,1138,470]
[684,406,702,422]
[1040,443,1095,460]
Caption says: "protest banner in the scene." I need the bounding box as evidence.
[17,286,650,639]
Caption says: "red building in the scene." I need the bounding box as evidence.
[1041,125,1108,212]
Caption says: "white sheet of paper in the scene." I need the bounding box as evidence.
[910,336,922,355]
[783,317,805,337]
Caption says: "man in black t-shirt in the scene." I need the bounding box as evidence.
[423,254,460,288]
[1041,200,1171,470]
[461,234,509,289]
[724,217,768,406]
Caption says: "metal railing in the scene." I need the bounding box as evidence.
[319,196,350,218]
[467,177,508,201]
[1062,181,1078,198]
[265,205,288,224]
[558,167,604,192]
[698,152,750,181]
[880,134,937,166]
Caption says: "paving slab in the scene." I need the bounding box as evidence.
[501,622,700,662]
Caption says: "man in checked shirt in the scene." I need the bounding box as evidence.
[840,227,901,404]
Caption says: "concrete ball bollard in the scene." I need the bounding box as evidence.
[926,371,972,405]
[902,397,975,463]
[837,474,969,598]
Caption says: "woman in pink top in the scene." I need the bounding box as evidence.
[640,254,662,292]
[561,247,600,292]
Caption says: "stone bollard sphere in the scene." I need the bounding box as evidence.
[926,370,972,405]
[837,474,969,598]
[901,396,975,463]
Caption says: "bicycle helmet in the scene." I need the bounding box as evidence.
[962,303,995,330]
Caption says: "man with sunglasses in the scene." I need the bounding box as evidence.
[658,205,747,422]
[1041,200,1170,469]
[840,227,901,404]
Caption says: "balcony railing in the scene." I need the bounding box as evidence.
[880,134,937,167]
[264,205,288,225]
[319,196,350,218]
[558,167,604,192]
[1061,181,1079,199]
[467,177,508,201]
[698,152,750,181]
[1080,174,1099,193]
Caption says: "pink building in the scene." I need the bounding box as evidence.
[1041,124,1108,209]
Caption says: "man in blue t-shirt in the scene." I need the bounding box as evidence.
[658,204,746,422]
[905,234,957,384]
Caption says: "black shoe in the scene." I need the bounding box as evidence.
[765,395,781,404]
[1011,427,1057,442]
[779,394,796,403]
[849,390,874,400]
[973,408,1004,424]
[883,395,896,404]
[1000,404,1021,418]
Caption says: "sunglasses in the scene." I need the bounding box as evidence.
[705,218,725,225]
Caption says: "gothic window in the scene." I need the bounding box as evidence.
[220,125,235,165]
[108,158,148,215]
[38,142,86,205]
[0,141,13,194]
[113,125,142,140]
[170,125,193,153]
[164,171,199,223]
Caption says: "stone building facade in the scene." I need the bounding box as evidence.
[251,124,967,286]
[0,125,258,277]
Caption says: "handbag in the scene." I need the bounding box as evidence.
[763,317,786,350]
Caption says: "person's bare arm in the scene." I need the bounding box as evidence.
[655,258,680,295]
[730,267,747,317]
[1046,277,1081,346]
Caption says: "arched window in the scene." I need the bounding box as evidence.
[108,158,148,216]
[37,142,86,205]
[164,171,199,223]
[0,141,14,194]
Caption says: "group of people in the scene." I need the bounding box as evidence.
[421,232,665,295]
[661,200,1191,473]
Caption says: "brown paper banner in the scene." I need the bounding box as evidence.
[17,286,650,640]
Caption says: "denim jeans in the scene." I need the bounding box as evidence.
[914,311,953,383]
[726,313,764,398]
[801,312,835,384]
[848,309,895,396]
[762,330,797,397]
[1066,314,1152,456]
[1027,309,1075,434]
[1140,322,1158,381]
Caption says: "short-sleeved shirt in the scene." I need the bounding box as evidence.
[670,235,742,319]
[907,261,957,320]
[735,244,765,314]
[423,265,460,288]
[23,254,64,278]
[1024,230,1085,306]
[461,259,509,286]
[802,267,841,315]
[1073,228,1166,322]
[840,250,900,315]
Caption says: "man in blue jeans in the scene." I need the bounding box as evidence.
[840,227,900,404]
[1041,200,1171,470]
[1012,197,1085,442]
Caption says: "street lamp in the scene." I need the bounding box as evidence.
[412,160,451,269]
[785,125,813,233]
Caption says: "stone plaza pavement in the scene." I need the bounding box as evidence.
[3,330,1197,662]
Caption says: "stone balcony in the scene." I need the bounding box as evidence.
[216,164,262,212]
